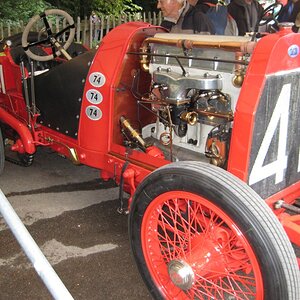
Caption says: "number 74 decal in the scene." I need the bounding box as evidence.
[249,83,299,185]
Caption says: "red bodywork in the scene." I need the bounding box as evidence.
[0,22,299,264]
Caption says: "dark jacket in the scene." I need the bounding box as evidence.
[161,5,215,34]
[228,0,264,36]
[195,1,239,35]
[196,0,219,12]
[278,0,300,32]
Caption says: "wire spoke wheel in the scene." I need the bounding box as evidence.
[129,162,300,300]
[142,191,262,299]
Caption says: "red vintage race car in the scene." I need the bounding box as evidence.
[0,7,299,300]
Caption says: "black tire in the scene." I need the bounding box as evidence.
[0,127,4,175]
[129,161,300,300]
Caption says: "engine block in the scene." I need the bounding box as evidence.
[137,33,251,166]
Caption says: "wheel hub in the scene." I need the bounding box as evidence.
[168,260,195,290]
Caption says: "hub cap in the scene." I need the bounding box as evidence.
[168,260,194,290]
[142,191,264,299]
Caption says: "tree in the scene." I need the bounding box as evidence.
[0,0,52,21]
[46,0,91,17]
[0,0,145,22]
[47,0,142,17]
[90,0,142,16]
[133,0,157,12]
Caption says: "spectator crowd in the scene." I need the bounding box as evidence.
[156,0,300,35]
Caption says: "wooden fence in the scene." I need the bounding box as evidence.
[0,11,162,49]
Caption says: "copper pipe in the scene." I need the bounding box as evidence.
[195,110,234,121]
[140,37,256,72]
[141,37,257,53]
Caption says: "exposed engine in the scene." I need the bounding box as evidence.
[122,34,251,167]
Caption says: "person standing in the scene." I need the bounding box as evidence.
[227,0,264,36]
[278,0,300,32]
[91,11,101,41]
[157,0,215,34]
[191,0,239,35]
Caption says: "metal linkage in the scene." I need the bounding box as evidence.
[20,62,31,124]
[274,200,300,214]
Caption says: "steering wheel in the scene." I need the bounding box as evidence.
[259,2,283,26]
[22,9,75,61]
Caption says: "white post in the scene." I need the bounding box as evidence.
[100,15,104,42]
[62,18,67,42]
[0,190,74,300]
[89,16,93,49]
[7,23,11,37]
[106,16,110,35]
[0,23,3,40]
[76,16,81,43]
[56,16,60,34]
[153,12,157,26]
[83,16,88,46]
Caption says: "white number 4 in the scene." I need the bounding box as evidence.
[249,84,290,186]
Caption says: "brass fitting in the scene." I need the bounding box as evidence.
[180,111,198,126]
[120,116,146,148]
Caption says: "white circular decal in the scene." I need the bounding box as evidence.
[85,105,102,121]
[288,45,299,58]
[86,89,103,104]
[89,72,106,87]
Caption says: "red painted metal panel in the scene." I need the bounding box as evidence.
[228,27,300,201]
